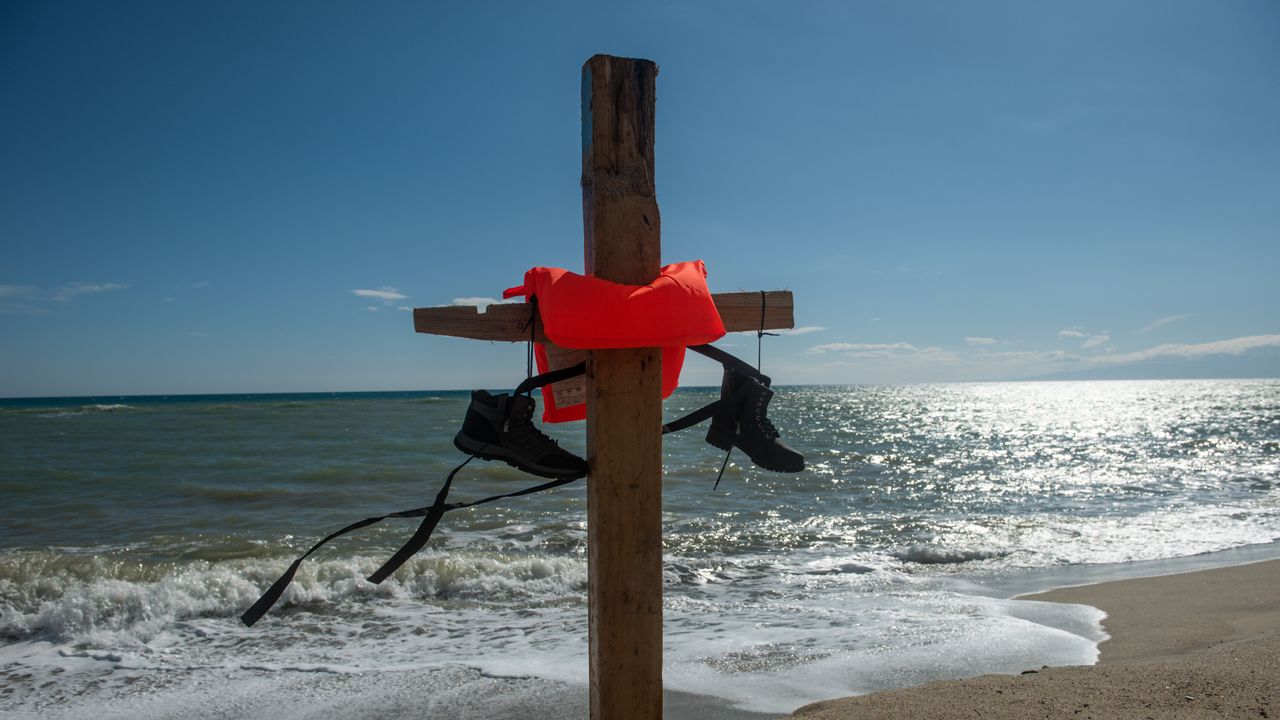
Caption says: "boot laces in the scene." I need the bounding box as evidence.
[505,397,562,454]
[759,414,780,439]
[751,388,780,440]
[753,404,780,439]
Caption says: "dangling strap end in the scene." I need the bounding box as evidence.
[365,452,474,584]
[240,558,305,627]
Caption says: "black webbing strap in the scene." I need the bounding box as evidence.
[514,361,585,396]
[240,455,586,626]
[240,515,396,627]
[661,400,718,434]
[514,346,757,398]
[511,350,727,436]
[510,346,753,408]
[659,344,763,435]
[240,454,478,627]
[689,344,764,380]
[366,473,581,584]
[363,453,466,585]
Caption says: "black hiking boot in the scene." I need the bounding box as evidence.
[454,390,588,479]
[705,368,804,473]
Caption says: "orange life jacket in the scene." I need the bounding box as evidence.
[503,260,726,423]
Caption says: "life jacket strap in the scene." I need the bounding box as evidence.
[689,343,767,381]
[513,360,586,396]
[507,345,760,436]
[239,452,586,627]
[366,473,580,585]
[660,344,769,434]
[661,400,719,435]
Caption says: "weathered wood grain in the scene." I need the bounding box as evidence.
[582,54,664,720]
[412,303,545,342]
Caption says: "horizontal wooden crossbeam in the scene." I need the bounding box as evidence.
[414,290,793,342]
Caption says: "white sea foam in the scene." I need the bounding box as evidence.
[0,545,1110,717]
[0,551,586,645]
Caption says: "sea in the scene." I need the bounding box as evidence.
[2,379,1278,719]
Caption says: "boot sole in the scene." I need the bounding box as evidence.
[454,432,587,480]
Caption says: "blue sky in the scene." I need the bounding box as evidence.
[2,0,1277,396]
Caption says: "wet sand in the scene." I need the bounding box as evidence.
[792,559,1280,719]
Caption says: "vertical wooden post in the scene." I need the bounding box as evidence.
[581,54,663,720]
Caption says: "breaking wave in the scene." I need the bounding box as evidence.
[0,549,586,646]
[891,544,1005,565]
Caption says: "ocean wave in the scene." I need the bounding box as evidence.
[891,544,1006,565]
[0,549,586,645]
[28,403,140,418]
[0,553,249,645]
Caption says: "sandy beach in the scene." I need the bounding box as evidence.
[792,559,1280,719]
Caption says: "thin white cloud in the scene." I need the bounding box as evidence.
[366,306,380,312]
[817,345,962,365]
[51,282,127,302]
[1138,314,1197,334]
[816,345,1079,382]
[738,325,826,337]
[191,281,211,289]
[1,282,124,312]
[808,342,918,354]
[1082,334,1110,349]
[964,336,999,346]
[867,345,957,363]
[1057,328,1087,339]
[453,296,500,307]
[1089,335,1280,366]
[974,349,1074,364]
[397,306,412,312]
[0,285,38,299]
[777,325,826,336]
[353,287,407,302]
[793,330,1280,383]
[452,296,519,311]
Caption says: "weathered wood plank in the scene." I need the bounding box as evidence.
[581,54,663,720]
[412,303,544,342]
[413,290,793,342]
[710,290,795,334]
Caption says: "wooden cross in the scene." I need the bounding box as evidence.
[413,54,794,720]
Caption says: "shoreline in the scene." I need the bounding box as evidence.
[792,559,1280,719]
[1022,558,1280,665]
